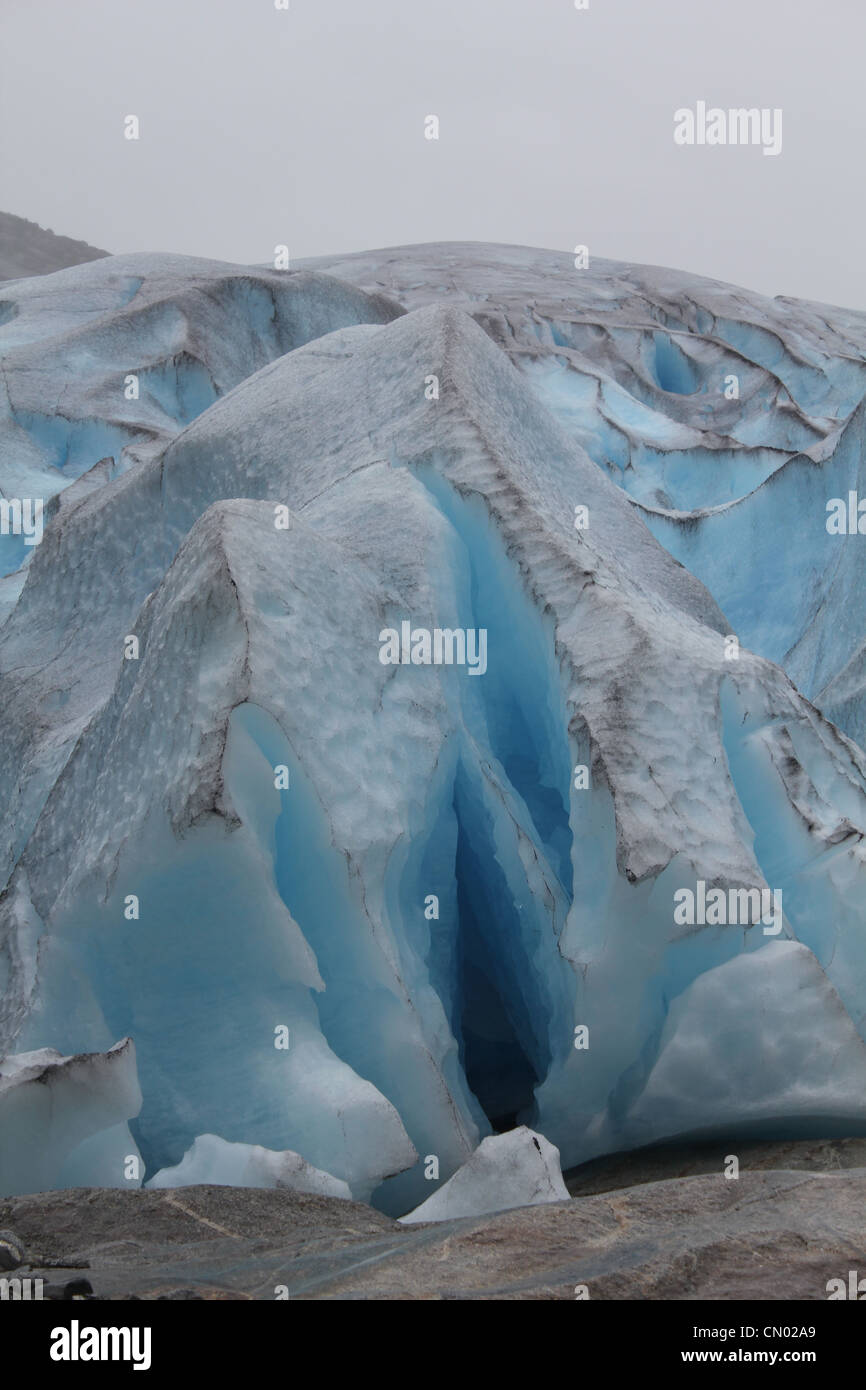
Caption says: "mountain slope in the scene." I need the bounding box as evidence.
[0,211,109,282]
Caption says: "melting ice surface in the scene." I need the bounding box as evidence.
[3,243,866,1212]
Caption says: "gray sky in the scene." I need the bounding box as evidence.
[2,0,864,308]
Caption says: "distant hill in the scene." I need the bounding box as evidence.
[0,210,109,281]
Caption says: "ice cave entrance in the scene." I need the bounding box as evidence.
[453,789,546,1134]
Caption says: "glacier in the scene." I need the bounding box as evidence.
[2,242,866,1215]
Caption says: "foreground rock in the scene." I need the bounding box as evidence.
[400,1127,568,1223]
[0,1228,23,1269]
[564,1134,866,1196]
[2,1158,866,1299]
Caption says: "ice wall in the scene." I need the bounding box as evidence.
[3,246,866,1209]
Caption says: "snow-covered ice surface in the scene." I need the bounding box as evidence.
[399,1126,568,1223]
[0,254,402,578]
[146,1133,351,1198]
[302,244,866,743]
[2,243,866,1213]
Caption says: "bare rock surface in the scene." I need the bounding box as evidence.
[0,211,108,281]
[564,1135,866,1196]
[2,1146,865,1300]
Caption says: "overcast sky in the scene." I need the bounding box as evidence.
[2,0,864,308]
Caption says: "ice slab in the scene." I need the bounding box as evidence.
[146,1134,352,1198]
[399,1126,568,1223]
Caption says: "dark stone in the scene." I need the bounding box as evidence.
[43,1277,94,1300]
[0,1230,23,1270]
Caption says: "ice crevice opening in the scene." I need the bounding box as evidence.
[452,763,552,1134]
[650,331,699,396]
[396,463,576,1140]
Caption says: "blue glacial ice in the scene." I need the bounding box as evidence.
[2,244,866,1214]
